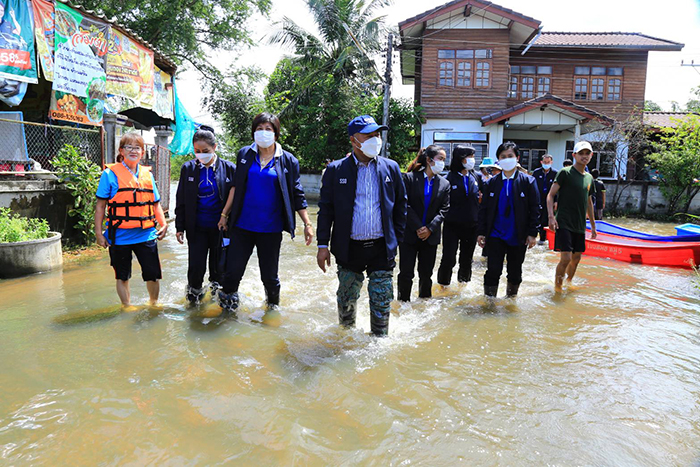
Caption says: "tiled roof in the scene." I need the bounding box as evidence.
[532,32,684,51]
[480,93,615,125]
[643,112,699,128]
[399,0,540,29]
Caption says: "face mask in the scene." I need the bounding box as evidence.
[498,158,517,172]
[195,152,214,165]
[431,160,445,173]
[541,163,551,170]
[254,130,276,149]
[463,158,476,170]
[357,136,382,158]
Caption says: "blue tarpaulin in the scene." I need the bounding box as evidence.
[168,79,197,156]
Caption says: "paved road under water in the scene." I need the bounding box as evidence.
[1,206,699,465]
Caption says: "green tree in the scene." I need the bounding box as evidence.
[687,86,700,113]
[647,115,700,214]
[644,100,663,111]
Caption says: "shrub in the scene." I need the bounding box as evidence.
[0,208,50,243]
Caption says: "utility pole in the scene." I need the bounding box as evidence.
[681,60,700,76]
[381,33,394,158]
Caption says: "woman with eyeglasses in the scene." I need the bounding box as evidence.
[94,133,168,307]
[175,126,236,304]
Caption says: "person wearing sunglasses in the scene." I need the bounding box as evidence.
[175,126,236,304]
[94,133,168,307]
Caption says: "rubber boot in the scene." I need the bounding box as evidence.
[418,277,432,298]
[217,290,239,317]
[368,270,393,337]
[265,286,280,311]
[209,281,222,296]
[484,284,498,297]
[457,268,472,283]
[338,302,357,328]
[337,266,363,328]
[186,285,206,305]
[506,282,520,298]
[397,278,412,302]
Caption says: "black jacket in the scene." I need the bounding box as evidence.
[175,157,236,236]
[532,167,557,205]
[317,155,407,264]
[444,170,480,226]
[477,172,541,244]
[403,171,450,245]
[228,145,308,238]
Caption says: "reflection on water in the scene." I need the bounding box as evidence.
[1,204,700,465]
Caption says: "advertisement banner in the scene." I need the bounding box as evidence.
[32,0,54,81]
[0,0,38,87]
[106,28,154,109]
[49,2,109,126]
[153,65,173,120]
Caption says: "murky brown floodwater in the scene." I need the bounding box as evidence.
[1,192,699,465]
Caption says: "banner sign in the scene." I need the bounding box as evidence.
[0,0,38,84]
[49,2,108,126]
[106,28,154,109]
[32,0,54,81]
[153,65,173,119]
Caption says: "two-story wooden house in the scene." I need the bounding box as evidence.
[398,0,683,179]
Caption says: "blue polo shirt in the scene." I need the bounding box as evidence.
[423,173,434,226]
[491,174,519,246]
[236,154,284,233]
[196,162,221,229]
[96,163,161,245]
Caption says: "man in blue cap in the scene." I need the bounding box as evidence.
[316,115,407,336]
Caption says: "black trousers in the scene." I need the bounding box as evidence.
[222,227,283,305]
[538,205,548,241]
[398,241,438,301]
[187,227,222,289]
[484,237,528,287]
[437,222,478,285]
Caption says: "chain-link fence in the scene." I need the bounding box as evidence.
[0,114,103,174]
[143,143,172,214]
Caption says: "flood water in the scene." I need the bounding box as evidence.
[1,199,700,465]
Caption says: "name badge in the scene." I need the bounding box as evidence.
[241,159,247,164]
[520,192,525,197]
[188,177,194,181]
[452,185,458,189]
[340,178,347,184]
[489,192,495,197]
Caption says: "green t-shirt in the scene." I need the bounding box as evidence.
[554,166,593,234]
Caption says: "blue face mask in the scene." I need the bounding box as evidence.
[541,164,552,170]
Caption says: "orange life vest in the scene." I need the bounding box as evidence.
[106,163,157,239]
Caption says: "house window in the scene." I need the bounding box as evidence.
[438,49,492,88]
[537,77,550,94]
[509,76,518,98]
[607,78,621,100]
[509,65,552,99]
[591,78,605,100]
[574,78,588,100]
[572,67,624,101]
[521,76,534,99]
[565,141,617,179]
[433,132,489,166]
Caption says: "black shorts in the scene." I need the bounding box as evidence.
[554,228,586,253]
[109,239,162,282]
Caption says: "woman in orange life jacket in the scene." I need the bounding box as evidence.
[94,133,168,307]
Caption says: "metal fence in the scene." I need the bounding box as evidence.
[0,116,103,173]
[143,143,172,214]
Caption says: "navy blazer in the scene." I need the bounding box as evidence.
[175,157,236,236]
[403,171,450,245]
[532,167,558,205]
[228,145,308,238]
[317,155,407,264]
[477,171,541,244]
[444,170,480,226]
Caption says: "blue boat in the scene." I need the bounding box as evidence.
[676,223,700,237]
[586,220,700,242]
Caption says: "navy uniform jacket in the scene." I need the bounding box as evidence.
[402,171,450,246]
[532,167,557,205]
[477,171,541,244]
[444,170,480,226]
[228,145,308,238]
[317,155,407,264]
[175,157,236,237]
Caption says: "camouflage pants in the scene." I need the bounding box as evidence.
[337,266,393,336]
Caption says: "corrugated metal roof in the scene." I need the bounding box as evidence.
[399,0,540,29]
[643,111,699,128]
[532,32,684,51]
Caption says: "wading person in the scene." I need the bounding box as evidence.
[547,141,597,292]
[477,142,540,298]
[398,145,450,301]
[532,154,557,243]
[591,168,606,220]
[95,134,168,306]
[437,144,481,286]
[174,126,236,304]
[217,112,314,315]
[316,115,407,336]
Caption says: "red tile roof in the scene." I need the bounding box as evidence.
[532,32,684,51]
[643,112,699,128]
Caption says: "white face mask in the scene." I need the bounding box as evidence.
[254,130,276,149]
[541,163,552,170]
[498,157,518,172]
[357,136,382,158]
[463,158,476,170]
[195,152,215,165]
[431,159,445,173]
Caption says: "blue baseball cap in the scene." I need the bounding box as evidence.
[347,115,388,136]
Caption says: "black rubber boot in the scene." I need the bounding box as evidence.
[265,287,280,310]
[186,285,206,305]
[397,279,412,302]
[484,284,498,297]
[217,290,239,317]
[209,281,222,296]
[338,302,357,328]
[506,282,520,297]
[457,268,472,283]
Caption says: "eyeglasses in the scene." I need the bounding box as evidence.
[123,145,143,153]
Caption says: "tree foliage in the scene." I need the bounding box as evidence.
[687,86,700,113]
[644,100,663,112]
[647,115,700,214]
[0,208,50,243]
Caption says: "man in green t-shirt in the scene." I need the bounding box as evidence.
[547,141,597,292]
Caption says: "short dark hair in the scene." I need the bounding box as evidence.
[407,145,445,173]
[251,112,281,140]
[496,141,519,159]
[563,159,573,167]
[591,168,600,178]
[541,154,553,162]
[193,125,216,147]
[449,144,476,172]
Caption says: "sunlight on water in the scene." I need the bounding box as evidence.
[1,203,699,465]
